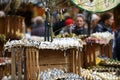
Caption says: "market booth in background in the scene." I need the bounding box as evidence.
[0,16,25,57]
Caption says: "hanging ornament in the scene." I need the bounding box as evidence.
[71,0,120,12]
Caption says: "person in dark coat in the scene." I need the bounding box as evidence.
[73,14,87,35]
[93,12,114,33]
[91,14,100,33]
[53,12,71,35]
[93,12,115,60]
[114,27,120,61]
[31,16,45,37]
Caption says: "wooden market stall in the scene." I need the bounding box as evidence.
[0,16,25,79]
[10,46,82,80]
[8,41,113,80]
[0,16,25,39]
[83,42,113,68]
[0,16,25,57]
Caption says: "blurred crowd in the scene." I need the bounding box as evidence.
[0,9,120,61]
[26,10,120,61]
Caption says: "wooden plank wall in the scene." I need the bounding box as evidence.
[25,47,83,80]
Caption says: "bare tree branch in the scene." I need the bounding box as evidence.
[4,0,12,12]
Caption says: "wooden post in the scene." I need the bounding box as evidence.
[75,49,79,74]
[29,48,32,79]
[108,43,112,58]
[78,49,82,76]
[11,48,17,80]
[72,49,76,73]
[37,48,40,80]
[25,48,29,80]
[18,47,23,80]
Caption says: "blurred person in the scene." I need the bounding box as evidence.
[0,11,5,17]
[26,26,32,39]
[73,14,87,35]
[93,12,114,33]
[93,12,115,59]
[114,25,120,61]
[53,12,71,35]
[60,17,74,34]
[91,14,100,33]
[31,16,45,37]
